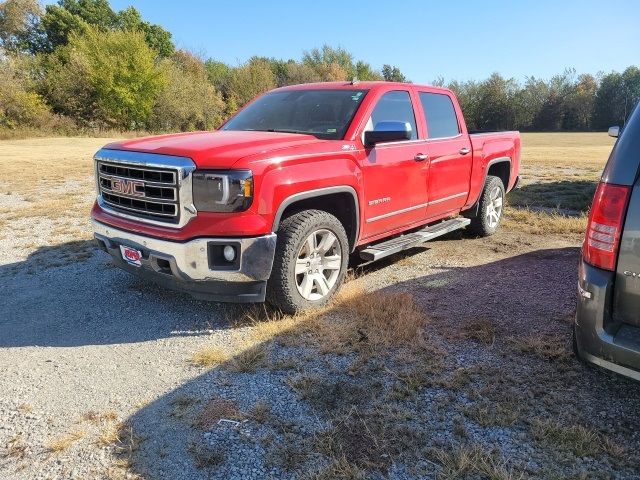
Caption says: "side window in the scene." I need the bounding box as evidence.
[419,92,460,139]
[365,90,417,140]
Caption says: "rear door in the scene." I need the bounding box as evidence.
[614,181,640,327]
[416,91,472,219]
[359,90,430,239]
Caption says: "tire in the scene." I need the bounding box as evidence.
[468,175,505,237]
[267,209,349,314]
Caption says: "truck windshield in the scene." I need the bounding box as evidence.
[221,89,368,140]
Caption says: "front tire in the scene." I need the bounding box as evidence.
[267,210,349,314]
[469,175,505,237]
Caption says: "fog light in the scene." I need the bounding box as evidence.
[223,245,236,262]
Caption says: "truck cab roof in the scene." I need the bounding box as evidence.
[273,81,455,96]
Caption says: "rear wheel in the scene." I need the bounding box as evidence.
[469,175,505,236]
[267,210,349,314]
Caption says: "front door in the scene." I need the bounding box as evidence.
[359,90,429,239]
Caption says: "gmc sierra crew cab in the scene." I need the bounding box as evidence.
[92,81,521,313]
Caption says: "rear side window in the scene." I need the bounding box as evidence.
[366,90,417,140]
[419,92,460,139]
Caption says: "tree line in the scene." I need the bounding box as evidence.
[1,0,638,134]
[439,68,640,131]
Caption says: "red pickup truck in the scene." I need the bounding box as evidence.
[92,81,520,312]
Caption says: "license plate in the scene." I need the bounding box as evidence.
[120,245,142,267]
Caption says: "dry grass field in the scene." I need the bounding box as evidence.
[505,132,614,235]
[0,137,115,266]
[2,132,640,480]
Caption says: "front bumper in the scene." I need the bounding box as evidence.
[575,259,640,381]
[93,220,277,303]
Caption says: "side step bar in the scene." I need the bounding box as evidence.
[359,217,471,262]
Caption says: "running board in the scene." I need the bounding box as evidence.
[359,217,471,262]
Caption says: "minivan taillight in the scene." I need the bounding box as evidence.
[583,182,631,271]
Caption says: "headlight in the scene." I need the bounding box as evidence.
[192,170,253,213]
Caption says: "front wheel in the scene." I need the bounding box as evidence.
[267,210,349,314]
[468,175,505,237]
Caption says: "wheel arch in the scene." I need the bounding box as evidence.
[272,186,360,251]
[486,157,512,191]
[463,156,511,218]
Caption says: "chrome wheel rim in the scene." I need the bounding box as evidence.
[486,186,503,229]
[295,229,342,301]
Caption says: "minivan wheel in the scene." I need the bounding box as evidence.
[267,209,349,314]
[469,175,505,236]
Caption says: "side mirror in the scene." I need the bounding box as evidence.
[364,121,412,147]
[608,126,620,138]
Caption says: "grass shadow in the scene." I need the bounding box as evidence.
[507,180,597,214]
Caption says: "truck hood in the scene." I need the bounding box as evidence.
[104,130,322,168]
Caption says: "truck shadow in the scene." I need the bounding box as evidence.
[0,238,438,348]
[0,240,247,348]
[112,246,640,479]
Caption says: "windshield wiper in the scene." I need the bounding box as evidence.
[228,127,317,137]
[264,128,310,135]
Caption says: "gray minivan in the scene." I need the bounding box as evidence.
[575,103,640,381]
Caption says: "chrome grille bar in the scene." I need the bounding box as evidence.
[98,162,176,184]
[98,175,178,201]
[94,149,197,228]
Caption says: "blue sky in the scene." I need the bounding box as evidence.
[67,1,640,83]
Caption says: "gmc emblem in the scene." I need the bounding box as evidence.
[111,178,145,197]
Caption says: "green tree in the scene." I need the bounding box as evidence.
[448,79,480,129]
[227,57,277,107]
[264,57,294,87]
[205,59,232,95]
[533,92,563,130]
[149,50,225,131]
[36,0,173,56]
[593,72,626,129]
[563,73,597,130]
[0,0,41,54]
[355,60,383,81]
[474,73,517,130]
[37,4,87,52]
[42,27,163,128]
[302,45,354,81]
[116,6,173,57]
[0,53,52,128]
[303,45,354,74]
[382,64,408,82]
[283,62,321,85]
[512,77,549,130]
[59,0,117,28]
[622,66,640,122]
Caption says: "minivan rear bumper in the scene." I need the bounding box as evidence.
[575,258,640,381]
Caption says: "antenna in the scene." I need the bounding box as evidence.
[350,77,359,85]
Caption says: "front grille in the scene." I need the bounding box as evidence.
[97,161,180,223]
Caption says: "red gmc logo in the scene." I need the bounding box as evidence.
[111,178,145,197]
[123,248,141,262]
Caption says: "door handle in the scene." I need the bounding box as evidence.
[459,147,470,155]
[414,153,429,161]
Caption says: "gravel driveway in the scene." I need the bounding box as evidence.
[2,225,640,479]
